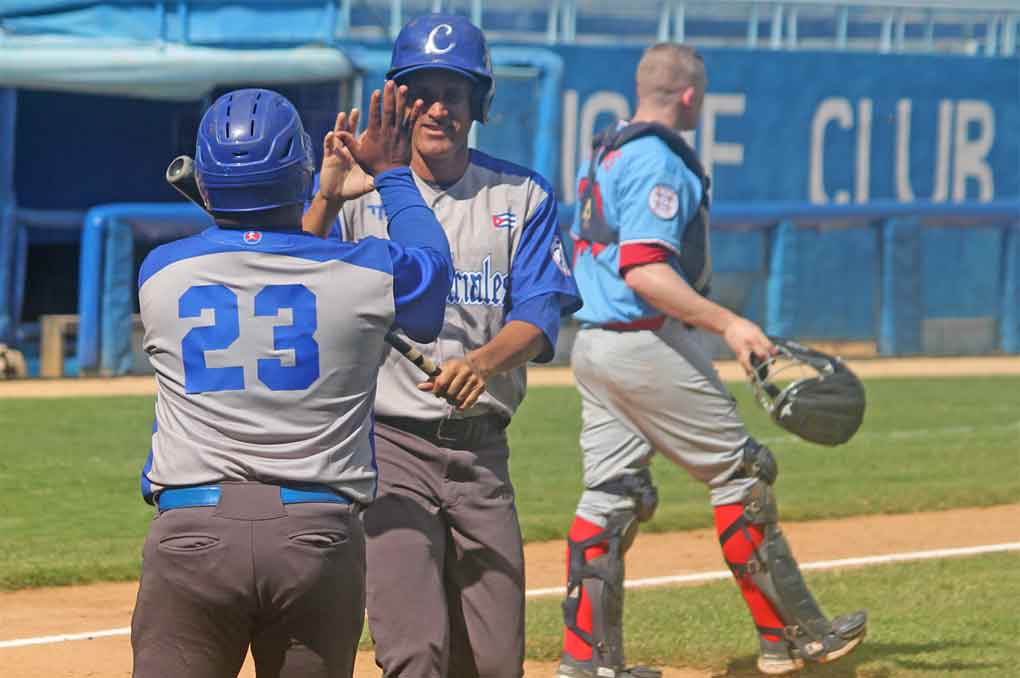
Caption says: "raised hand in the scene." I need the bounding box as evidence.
[338,80,424,176]
[317,110,375,202]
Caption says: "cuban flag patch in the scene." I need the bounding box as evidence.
[243,230,262,244]
[492,211,517,229]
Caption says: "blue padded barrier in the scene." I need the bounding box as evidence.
[0,203,14,344]
[76,203,211,375]
[12,219,27,336]
[708,227,767,322]
[77,210,105,372]
[1003,226,1020,353]
[0,88,15,345]
[880,218,923,356]
[490,47,563,189]
[101,216,136,375]
[766,220,797,338]
[76,199,1020,375]
[14,209,85,346]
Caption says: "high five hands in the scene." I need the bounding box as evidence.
[337,81,425,178]
[317,81,424,202]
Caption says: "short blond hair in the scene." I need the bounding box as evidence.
[636,43,705,106]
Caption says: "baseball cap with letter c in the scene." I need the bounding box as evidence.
[387,13,495,123]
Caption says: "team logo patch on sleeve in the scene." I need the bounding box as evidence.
[648,185,680,220]
[550,236,571,276]
[492,211,518,229]
[243,231,262,244]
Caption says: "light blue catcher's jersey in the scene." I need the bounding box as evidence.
[138,227,440,504]
[571,132,703,326]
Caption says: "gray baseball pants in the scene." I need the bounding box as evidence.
[363,422,525,678]
[131,482,365,678]
[571,319,757,526]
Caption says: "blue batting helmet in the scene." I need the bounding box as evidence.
[195,88,315,213]
[387,14,495,123]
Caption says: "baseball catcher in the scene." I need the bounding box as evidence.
[558,43,867,678]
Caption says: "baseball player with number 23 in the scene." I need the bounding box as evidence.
[558,44,868,678]
[132,82,456,677]
[303,13,582,678]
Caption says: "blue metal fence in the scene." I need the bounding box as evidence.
[74,199,1020,376]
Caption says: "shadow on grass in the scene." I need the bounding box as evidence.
[715,641,1005,677]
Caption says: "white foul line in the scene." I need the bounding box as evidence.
[0,626,131,649]
[3,541,1019,649]
[524,541,1020,598]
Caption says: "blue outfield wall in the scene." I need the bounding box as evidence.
[81,201,1020,375]
[547,48,1019,206]
[345,46,1020,205]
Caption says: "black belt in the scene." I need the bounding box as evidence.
[375,414,508,449]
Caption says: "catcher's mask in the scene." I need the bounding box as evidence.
[750,338,865,446]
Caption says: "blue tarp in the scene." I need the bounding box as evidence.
[1,1,344,46]
[0,38,352,101]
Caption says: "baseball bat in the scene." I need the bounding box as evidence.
[165,155,441,379]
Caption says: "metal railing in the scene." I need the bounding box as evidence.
[5,1,1012,54]
[347,0,1020,55]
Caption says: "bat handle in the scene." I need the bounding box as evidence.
[408,347,441,379]
[384,331,441,378]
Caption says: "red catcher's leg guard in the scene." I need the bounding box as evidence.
[714,503,786,642]
[563,515,608,661]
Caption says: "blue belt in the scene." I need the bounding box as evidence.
[156,484,352,512]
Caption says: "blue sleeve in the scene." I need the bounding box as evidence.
[507,190,583,358]
[376,167,454,342]
[507,292,565,363]
[616,139,702,251]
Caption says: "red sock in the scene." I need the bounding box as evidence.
[714,503,786,642]
[562,515,609,661]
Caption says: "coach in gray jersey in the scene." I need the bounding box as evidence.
[133,85,452,678]
[303,14,582,678]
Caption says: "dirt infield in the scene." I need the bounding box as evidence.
[3,355,1020,398]
[3,504,1019,678]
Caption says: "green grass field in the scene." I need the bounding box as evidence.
[2,376,1019,675]
[1,377,1018,589]
[522,552,1020,675]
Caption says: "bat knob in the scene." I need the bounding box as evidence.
[166,155,194,183]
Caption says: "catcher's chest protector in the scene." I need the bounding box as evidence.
[577,122,713,296]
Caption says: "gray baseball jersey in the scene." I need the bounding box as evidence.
[139,227,438,504]
[339,149,579,421]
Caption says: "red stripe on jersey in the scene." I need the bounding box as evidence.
[619,242,671,275]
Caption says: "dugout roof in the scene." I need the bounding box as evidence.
[0,38,353,101]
